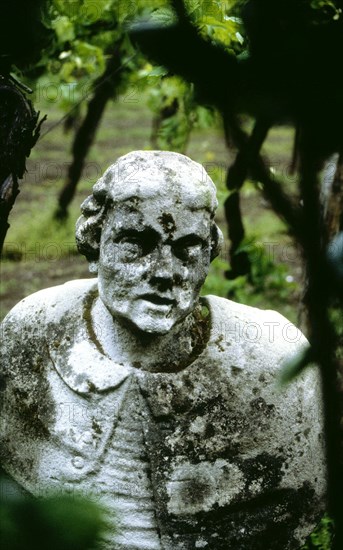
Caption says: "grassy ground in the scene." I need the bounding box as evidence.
[0,92,303,325]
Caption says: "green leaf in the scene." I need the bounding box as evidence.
[0,491,107,550]
[52,15,75,42]
[149,66,169,76]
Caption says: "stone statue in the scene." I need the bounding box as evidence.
[0,151,326,549]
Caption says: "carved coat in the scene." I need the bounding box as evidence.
[0,279,326,549]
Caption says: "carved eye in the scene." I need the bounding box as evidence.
[118,236,144,259]
[115,230,158,260]
[173,236,204,261]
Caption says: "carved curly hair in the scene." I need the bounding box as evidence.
[75,151,223,263]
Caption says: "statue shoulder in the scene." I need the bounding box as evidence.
[1,278,97,328]
[205,293,294,325]
[204,294,308,370]
[203,295,323,441]
[0,279,98,362]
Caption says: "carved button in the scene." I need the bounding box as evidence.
[72,456,85,469]
[82,431,93,444]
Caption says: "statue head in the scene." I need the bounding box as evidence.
[76,151,222,335]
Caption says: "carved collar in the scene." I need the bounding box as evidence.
[48,281,219,396]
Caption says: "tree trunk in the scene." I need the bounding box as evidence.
[324,151,343,239]
[0,175,19,253]
[224,190,250,279]
[55,44,125,220]
[299,141,343,550]
[0,75,44,255]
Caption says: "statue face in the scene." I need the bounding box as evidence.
[96,196,212,334]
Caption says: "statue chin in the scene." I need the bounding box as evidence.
[118,312,175,336]
[110,299,192,336]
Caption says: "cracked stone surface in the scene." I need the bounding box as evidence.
[0,151,326,549]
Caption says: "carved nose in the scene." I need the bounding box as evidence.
[150,246,174,286]
[153,245,174,278]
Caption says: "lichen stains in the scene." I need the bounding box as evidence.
[179,477,212,509]
[74,373,87,386]
[164,394,242,463]
[158,212,176,236]
[12,384,53,439]
[140,302,210,374]
[87,381,97,392]
[92,418,102,435]
[214,334,225,352]
[250,397,275,417]
[82,287,105,355]
[231,366,242,375]
[163,482,316,549]
[239,452,284,493]
[32,357,44,373]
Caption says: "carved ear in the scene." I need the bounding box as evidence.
[89,261,99,274]
[210,223,224,262]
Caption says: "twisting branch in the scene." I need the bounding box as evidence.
[54,41,127,220]
[325,151,343,239]
[298,141,343,550]
[222,116,272,278]
[223,113,303,241]
[224,116,272,191]
[171,0,192,22]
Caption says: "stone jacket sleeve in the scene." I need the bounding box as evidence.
[0,281,130,496]
[0,290,53,490]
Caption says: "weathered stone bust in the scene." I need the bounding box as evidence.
[1,151,326,549]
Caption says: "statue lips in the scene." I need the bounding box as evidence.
[139,293,176,307]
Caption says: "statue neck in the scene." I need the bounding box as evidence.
[91,297,209,373]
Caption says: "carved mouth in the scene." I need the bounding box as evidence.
[140,294,175,306]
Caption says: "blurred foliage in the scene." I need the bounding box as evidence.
[0,477,107,550]
[0,1,51,74]
[279,344,314,386]
[146,74,217,152]
[17,0,246,150]
[302,515,335,549]
[224,236,298,302]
